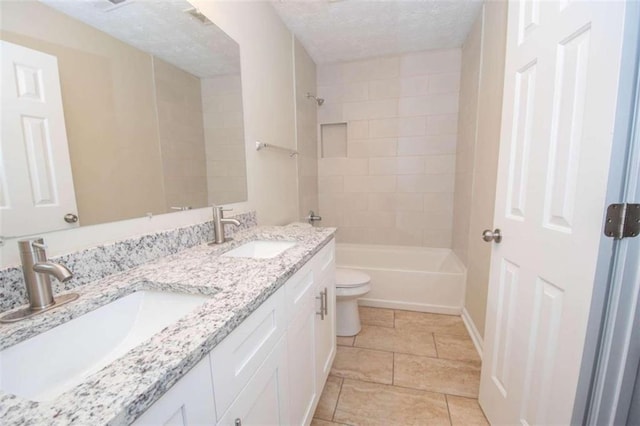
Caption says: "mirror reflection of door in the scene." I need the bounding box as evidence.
[1,40,79,237]
[0,0,247,238]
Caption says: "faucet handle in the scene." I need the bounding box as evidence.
[31,241,48,250]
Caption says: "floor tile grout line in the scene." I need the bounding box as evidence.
[345,343,477,363]
[432,332,439,358]
[392,351,395,385]
[331,376,345,422]
[329,375,479,400]
[445,394,454,426]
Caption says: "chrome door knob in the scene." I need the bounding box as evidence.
[482,228,502,243]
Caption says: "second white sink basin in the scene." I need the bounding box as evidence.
[0,290,209,402]
[222,240,297,259]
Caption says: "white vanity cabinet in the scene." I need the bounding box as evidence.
[216,335,290,426]
[285,264,318,426]
[133,239,336,426]
[313,240,337,394]
[132,356,216,426]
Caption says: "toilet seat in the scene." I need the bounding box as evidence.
[336,268,370,288]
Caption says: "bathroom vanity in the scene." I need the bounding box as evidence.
[0,226,336,425]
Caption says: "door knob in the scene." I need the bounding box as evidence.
[64,213,79,223]
[482,228,502,243]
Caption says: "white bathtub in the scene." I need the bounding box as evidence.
[335,244,467,315]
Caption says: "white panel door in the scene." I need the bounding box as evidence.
[1,40,78,237]
[479,1,627,424]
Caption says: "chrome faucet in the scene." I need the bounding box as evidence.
[0,238,78,323]
[211,206,241,244]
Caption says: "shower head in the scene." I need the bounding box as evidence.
[306,92,324,106]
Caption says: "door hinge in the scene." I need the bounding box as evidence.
[604,203,640,239]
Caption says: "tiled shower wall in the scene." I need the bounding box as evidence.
[317,49,461,247]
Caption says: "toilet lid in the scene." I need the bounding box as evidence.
[336,268,370,288]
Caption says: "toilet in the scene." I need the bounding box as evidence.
[335,268,371,336]
[286,222,371,336]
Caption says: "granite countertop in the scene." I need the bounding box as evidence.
[0,225,336,425]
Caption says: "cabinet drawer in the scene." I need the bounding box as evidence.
[284,262,314,322]
[210,287,286,419]
[314,239,335,284]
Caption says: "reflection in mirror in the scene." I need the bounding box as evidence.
[0,0,247,238]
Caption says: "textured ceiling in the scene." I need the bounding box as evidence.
[272,0,483,64]
[38,0,239,78]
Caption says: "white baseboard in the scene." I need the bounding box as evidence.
[461,307,484,360]
[358,298,461,315]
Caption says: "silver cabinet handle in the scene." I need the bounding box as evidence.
[64,213,78,223]
[323,287,328,316]
[482,228,502,243]
[316,289,326,320]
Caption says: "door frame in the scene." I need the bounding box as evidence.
[572,1,640,423]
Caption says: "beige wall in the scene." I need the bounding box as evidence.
[193,1,299,225]
[294,39,319,221]
[201,74,248,205]
[154,58,208,211]
[464,2,508,338]
[316,50,460,246]
[0,0,166,226]
[452,13,483,265]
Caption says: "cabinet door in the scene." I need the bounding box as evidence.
[217,336,290,426]
[286,269,317,426]
[133,356,216,426]
[210,287,285,419]
[315,272,336,394]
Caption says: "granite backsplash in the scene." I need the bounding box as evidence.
[0,211,257,313]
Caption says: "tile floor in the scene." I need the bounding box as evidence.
[312,307,489,426]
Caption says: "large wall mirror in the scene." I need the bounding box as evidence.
[0,0,247,238]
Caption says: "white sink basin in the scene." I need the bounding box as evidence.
[222,240,297,259]
[0,290,209,401]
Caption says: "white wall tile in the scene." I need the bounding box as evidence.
[342,210,396,228]
[318,176,344,193]
[369,157,425,175]
[369,118,399,138]
[344,175,396,193]
[398,93,459,116]
[397,135,457,156]
[347,120,369,140]
[317,48,461,249]
[426,114,459,135]
[348,138,398,157]
[397,116,427,137]
[428,73,461,94]
[400,76,430,97]
[368,193,424,211]
[318,158,369,176]
[397,174,455,193]
[319,192,368,212]
[343,99,397,120]
[317,63,343,86]
[343,82,369,102]
[400,49,462,76]
[369,56,401,80]
[424,154,456,174]
[369,79,401,99]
